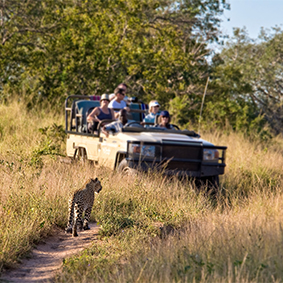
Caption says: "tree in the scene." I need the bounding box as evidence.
[203,27,283,135]
[0,0,228,110]
[0,0,66,100]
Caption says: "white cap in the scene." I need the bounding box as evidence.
[149,101,160,108]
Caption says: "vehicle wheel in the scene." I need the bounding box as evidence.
[117,159,138,176]
[203,175,219,196]
[207,175,219,188]
[194,175,219,197]
[74,147,87,163]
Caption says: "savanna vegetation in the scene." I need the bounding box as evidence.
[1,0,283,282]
[1,0,282,134]
[1,101,283,282]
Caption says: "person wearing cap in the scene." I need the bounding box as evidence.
[143,100,160,124]
[156,110,175,129]
[87,94,115,132]
[108,83,130,116]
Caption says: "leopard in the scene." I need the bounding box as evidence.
[65,177,102,237]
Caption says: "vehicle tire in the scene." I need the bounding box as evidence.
[203,175,219,196]
[207,175,219,188]
[194,175,219,197]
[117,159,138,176]
[74,147,87,163]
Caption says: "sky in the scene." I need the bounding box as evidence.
[220,0,283,39]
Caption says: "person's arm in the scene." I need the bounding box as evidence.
[87,107,100,123]
[114,111,120,119]
[110,108,116,120]
[102,122,118,137]
[102,126,109,137]
[122,100,130,112]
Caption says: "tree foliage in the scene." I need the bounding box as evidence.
[201,27,283,136]
[0,0,228,109]
[1,0,283,137]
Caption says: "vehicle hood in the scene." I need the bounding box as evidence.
[115,131,214,146]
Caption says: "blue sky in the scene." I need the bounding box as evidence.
[220,0,283,39]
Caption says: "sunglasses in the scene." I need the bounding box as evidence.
[101,99,110,103]
[161,116,169,119]
[117,89,126,95]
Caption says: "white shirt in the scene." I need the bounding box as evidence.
[108,99,127,111]
[104,121,124,133]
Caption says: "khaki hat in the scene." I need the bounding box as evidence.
[100,94,110,101]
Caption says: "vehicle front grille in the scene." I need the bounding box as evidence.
[162,145,202,160]
[161,144,202,171]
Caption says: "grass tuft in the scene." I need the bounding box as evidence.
[1,102,283,282]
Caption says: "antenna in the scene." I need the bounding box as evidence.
[198,76,209,135]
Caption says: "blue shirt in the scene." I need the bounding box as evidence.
[97,108,112,120]
[143,113,158,123]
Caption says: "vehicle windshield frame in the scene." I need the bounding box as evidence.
[121,126,200,137]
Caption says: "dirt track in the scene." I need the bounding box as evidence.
[0,223,99,283]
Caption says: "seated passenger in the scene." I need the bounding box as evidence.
[108,85,130,117]
[156,110,175,129]
[87,94,115,132]
[102,109,128,137]
[143,100,160,124]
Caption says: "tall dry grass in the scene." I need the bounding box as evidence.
[0,100,63,156]
[57,131,283,282]
[1,101,283,282]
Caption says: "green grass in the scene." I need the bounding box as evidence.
[1,101,283,282]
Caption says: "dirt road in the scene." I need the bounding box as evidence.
[0,223,99,283]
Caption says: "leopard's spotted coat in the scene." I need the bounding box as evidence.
[65,178,102,237]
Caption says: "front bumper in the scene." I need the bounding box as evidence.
[126,159,225,178]
[126,140,227,178]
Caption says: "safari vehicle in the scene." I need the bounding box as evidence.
[65,95,227,187]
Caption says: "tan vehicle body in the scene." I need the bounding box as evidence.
[65,95,227,185]
[67,131,217,170]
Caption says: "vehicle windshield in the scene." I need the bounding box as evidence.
[122,123,200,137]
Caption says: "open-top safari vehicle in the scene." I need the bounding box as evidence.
[65,95,227,188]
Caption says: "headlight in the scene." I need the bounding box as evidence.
[203,149,219,161]
[129,144,156,158]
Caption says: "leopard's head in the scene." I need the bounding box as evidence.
[90,177,102,194]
